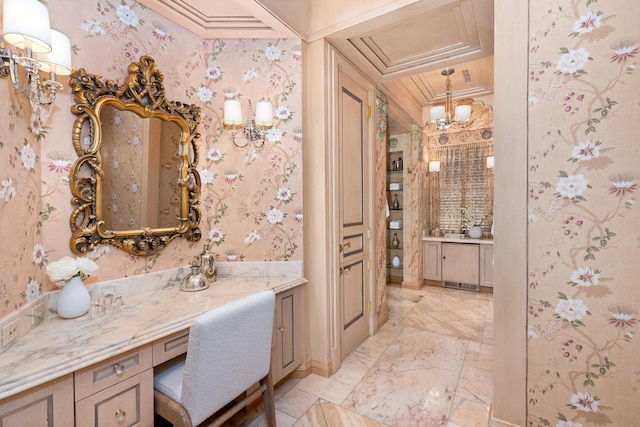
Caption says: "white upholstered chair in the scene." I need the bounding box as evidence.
[154,291,277,427]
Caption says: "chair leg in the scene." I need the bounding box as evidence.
[262,370,276,427]
[154,390,193,427]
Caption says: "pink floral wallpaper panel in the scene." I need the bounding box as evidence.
[527,1,640,426]
[0,0,302,318]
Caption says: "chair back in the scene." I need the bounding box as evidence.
[181,291,275,426]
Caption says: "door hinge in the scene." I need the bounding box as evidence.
[367,301,372,313]
[367,259,371,270]
[367,106,371,118]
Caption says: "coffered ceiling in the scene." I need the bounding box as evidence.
[139,0,494,131]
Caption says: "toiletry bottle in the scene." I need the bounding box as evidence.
[392,194,400,210]
[392,233,400,248]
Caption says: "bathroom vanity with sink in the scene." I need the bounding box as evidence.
[0,264,306,426]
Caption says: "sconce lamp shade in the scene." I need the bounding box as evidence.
[223,99,243,126]
[255,100,273,127]
[454,105,471,122]
[37,29,72,75]
[430,106,445,122]
[486,156,495,169]
[2,0,52,53]
[428,161,441,173]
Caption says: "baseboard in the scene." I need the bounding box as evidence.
[423,279,442,287]
[376,307,389,330]
[298,360,333,378]
[401,280,422,290]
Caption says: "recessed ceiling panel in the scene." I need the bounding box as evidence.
[367,7,471,62]
[347,1,482,77]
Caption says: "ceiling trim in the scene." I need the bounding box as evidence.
[138,0,299,39]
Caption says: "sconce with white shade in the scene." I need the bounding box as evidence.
[486,156,494,170]
[1,0,72,121]
[428,161,441,173]
[223,89,273,149]
[427,68,471,136]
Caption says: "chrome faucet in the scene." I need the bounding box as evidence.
[199,244,217,282]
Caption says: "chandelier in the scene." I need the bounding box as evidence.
[0,0,72,122]
[428,68,471,133]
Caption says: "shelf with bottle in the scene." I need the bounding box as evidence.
[388,156,404,173]
[389,232,401,248]
[389,193,401,210]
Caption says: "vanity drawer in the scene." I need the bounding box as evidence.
[152,329,189,366]
[74,345,152,401]
[75,369,153,427]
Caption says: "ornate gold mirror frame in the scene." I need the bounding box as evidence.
[69,56,202,256]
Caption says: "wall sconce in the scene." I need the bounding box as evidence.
[428,161,441,173]
[1,0,72,121]
[486,156,494,170]
[223,89,273,149]
[427,68,471,134]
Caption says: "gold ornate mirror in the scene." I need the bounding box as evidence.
[69,56,202,256]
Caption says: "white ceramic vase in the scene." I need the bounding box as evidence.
[468,225,482,239]
[57,275,91,319]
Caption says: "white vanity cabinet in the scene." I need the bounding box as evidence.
[423,238,494,290]
[272,285,303,384]
[74,345,154,427]
[480,243,494,287]
[0,374,74,426]
[442,243,480,287]
[423,240,442,281]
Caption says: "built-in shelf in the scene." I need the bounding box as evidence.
[387,150,404,281]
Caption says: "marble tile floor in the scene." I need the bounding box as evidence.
[248,284,494,427]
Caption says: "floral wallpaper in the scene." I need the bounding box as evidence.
[0,0,302,318]
[527,1,639,426]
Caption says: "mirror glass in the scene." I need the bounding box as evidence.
[99,107,182,231]
[69,56,202,256]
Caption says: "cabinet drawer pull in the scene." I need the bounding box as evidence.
[278,324,285,332]
[113,363,125,375]
[115,409,126,421]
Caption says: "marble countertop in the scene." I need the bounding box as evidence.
[0,275,306,400]
[423,236,494,245]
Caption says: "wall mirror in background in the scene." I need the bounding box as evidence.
[69,56,202,256]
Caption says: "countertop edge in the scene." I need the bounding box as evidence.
[422,236,494,244]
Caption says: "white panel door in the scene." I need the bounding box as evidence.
[338,68,371,360]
